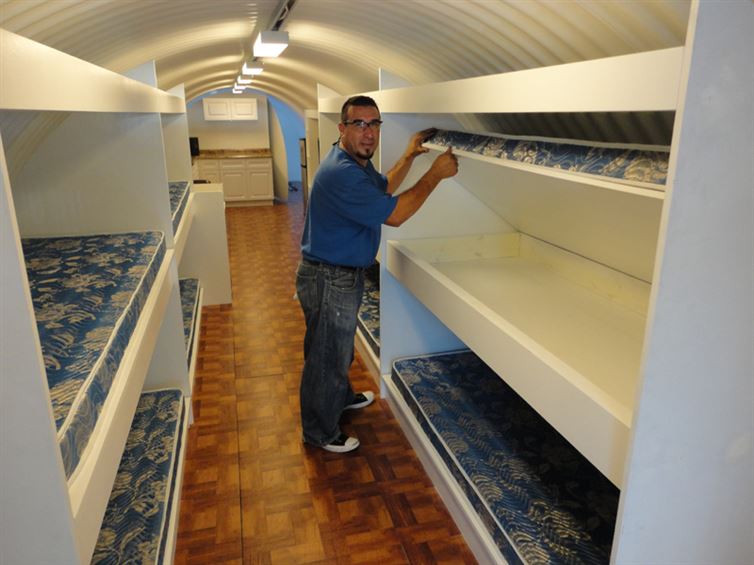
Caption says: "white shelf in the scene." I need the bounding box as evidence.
[320,47,683,115]
[173,193,195,265]
[0,29,184,113]
[387,233,650,485]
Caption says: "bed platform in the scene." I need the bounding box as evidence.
[389,350,619,565]
[357,264,380,356]
[91,388,188,565]
[178,278,200,362]
[22,231,166,479]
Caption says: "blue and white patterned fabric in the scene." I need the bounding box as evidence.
[357,264,380,356]
[91,389,185,565]
[392,351,619,565]
[430,129,669,185]
[22,232,165,479]
[168,181,190,234]
[178,278,200,362]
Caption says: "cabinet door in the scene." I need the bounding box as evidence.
[248,160,273,199]
[202,98,231,121]
[220,161,249,201]
[198,160,220,183]
[231,99,258,120]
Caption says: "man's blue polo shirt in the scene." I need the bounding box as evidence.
[301,144,397,267]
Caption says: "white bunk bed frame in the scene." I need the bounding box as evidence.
[0,29,231,564]
[318,2,752,563]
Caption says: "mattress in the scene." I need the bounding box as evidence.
[357,264,380,357]
[392,351,619,565]
[429,129,669,185]
[22,231,166,479]
[91,389,185,565]
[178,278,200,362]
[168,181,190,234]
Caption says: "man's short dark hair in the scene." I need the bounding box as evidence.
[340,95,379,124]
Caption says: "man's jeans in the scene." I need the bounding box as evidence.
[296,259,364,446]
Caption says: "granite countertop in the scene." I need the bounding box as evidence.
[195,148,272,159]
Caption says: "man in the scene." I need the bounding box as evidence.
[296,95,458,453]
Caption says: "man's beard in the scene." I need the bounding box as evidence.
[355,147,375,160]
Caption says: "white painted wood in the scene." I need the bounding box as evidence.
[144,259,190,394]
[162,85,193,183]
[614,2,754,562]
[173,193,195,265]
[248,159,274,200]
[378,68,412,90]
[0,134,80,565]
[387,234,651,485]
[160,398,191,565]
[10,111,174,247]
[430,145,665,282]
[178,185,232,305]
[383,373,510,565]
[68,250,174,562]
[0,30,183,114]
[320,47,683,115]
[354,329,380,387]
[187,287,204,396]
[202,98,258,121]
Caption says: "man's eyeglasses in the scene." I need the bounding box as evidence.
[343,119,383,131]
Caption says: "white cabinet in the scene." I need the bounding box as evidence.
[202,97,258,121]
[196,157,273,205]
[196,159,220,184]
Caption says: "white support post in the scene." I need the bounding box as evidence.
[614,2,754,562]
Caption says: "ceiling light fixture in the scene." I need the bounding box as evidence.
[242,62,264,75]
[237,76,253,84]
[253,30,288,57]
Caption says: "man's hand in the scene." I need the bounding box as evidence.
[405,127,438,158]
[429,147,459,180]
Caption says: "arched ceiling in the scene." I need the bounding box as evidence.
[1,0,690,116]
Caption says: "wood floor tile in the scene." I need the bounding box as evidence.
[175,192,475,564]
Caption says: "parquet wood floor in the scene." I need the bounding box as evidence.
[174,193,477,565]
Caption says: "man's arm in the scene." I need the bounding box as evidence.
[385,128,437,194]
[385,147,458,227]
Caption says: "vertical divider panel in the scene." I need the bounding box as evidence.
[0,133,80,565]
[161,84,193,183]
[614,2,754,562]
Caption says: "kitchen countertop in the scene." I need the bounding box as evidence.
[194,148,272,159]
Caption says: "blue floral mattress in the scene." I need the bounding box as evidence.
[91,388,185,565]
[168,181,190,234]
[391,350,619,565]
[22,232,166,479]
[178,278,200,362]
[429,129,669,185]
[357,265,380,357]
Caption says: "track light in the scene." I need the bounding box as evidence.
[242,62,264,75]
[253,30,288,57]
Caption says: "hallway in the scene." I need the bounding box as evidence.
[174,195,476,564]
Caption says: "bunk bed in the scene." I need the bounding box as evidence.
[91,389,188,564]
[315,10,754,558]
[23,231,167,480]
[0,29,232,564]
[391,350,619,565]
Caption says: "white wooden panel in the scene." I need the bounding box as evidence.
[436,147,664,282]
[202,99,232,120]
[173,194,194,265]
[162,84,193,182]
[0,134,79,565]
[10,111,173,244]
[0,30,184,114]
[144,259,190,394]
[178,186,232,305]
[615,2,754,562]
[231,99,258,120]
[320,47,683,115]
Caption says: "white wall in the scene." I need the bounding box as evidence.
[269,106,288,202]
[187,93,270,150]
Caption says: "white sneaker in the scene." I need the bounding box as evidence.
[321,433,360,453]
[344,391,375,411]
